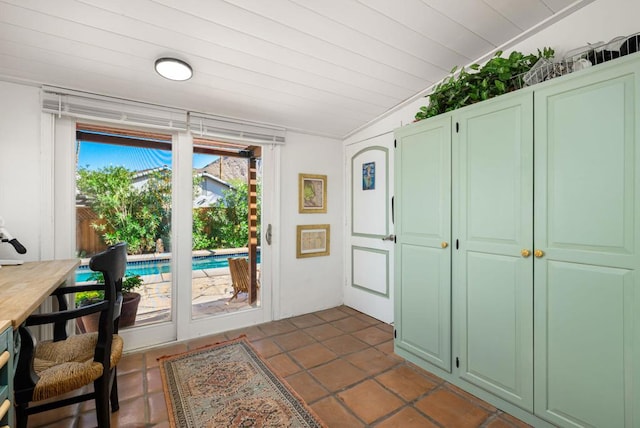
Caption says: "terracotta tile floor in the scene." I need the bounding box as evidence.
[26,306,531,428]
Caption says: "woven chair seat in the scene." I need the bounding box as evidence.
[32,333,123,402]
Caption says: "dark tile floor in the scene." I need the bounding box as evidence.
[26,306,531,427]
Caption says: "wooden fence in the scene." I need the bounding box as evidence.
[76,207,107,257]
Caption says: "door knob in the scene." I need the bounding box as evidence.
[521,249,531,258]
[441,242,448,249]
[382,234,396,242]
[265,224,272,245]
[534,249,545,258]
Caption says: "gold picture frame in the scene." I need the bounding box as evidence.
[296,224,330,258]
[299,173,327,213]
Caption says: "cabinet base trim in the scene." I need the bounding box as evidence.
[395,346,555,428]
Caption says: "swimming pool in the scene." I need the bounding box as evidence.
[75,252,260,282]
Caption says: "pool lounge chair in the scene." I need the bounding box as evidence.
[227,257,257,304]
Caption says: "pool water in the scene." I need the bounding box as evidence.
[76,252,260,282]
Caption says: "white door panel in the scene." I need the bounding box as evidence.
[345,134,394,323]
[352,246,389,296]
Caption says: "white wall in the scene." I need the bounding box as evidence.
[0,81,43,262]
[344,0,640,145]
[277,131,344,319]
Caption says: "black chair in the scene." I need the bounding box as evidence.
[14,242,127,428]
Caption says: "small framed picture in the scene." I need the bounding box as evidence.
[296,224,330,258]
[299,173,327,213]
[362,162,375,190]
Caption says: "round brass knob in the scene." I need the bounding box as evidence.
[441,242,448,249]
[534,249,545,258]
[521,249,531,258]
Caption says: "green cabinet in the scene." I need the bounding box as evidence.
[394,53,640,427]
[394,115,452,372]
[533,59,640,428]
[0,324,13,428]
[454,93,534,411]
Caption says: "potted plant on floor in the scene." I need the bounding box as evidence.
[76,273,144,333]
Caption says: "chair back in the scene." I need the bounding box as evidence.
[228,257,250,293]
[88,242,127,364]
[90,242,127,293]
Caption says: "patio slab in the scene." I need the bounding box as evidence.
[130,270,256,326]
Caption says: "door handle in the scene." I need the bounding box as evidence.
[382,234,396,242]
[265,224,272,245]
[391,196,394,225]
[534,249,545,258]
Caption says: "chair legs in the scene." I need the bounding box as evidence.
[15,403,28,428]
[110,368,120,412]
[15,375,119,428]
[94,375,111,428]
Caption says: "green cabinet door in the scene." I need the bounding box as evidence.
[534,59,640,428]
[453,92,534,411]
[395,115,452,372]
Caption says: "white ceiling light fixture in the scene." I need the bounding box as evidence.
[155,57,193,81]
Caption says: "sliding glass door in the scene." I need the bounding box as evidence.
[72,123,274,349]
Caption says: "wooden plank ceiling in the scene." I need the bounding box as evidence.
[0,0,592,138]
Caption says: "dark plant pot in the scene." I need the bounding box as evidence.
[76,311,98,334]
[119,292,141,329]
[76,292,141,333]
[76,299,101,334]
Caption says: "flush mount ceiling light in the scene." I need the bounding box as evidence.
[154,57,193,81]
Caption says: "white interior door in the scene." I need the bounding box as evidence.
[344,133,394,323]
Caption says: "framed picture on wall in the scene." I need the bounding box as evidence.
[296,224,330,258]
[362,162,375,190]
[299,173,327,213]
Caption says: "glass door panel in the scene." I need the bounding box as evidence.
[75,125,173,329]
[190,140,262,320]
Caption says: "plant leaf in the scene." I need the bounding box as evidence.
[414,46,555,119]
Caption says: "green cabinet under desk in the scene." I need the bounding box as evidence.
[0,321,14,428]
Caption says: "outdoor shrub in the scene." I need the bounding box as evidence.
[77,166,170,254]
[75,272,143,306]
[78,166,259,254]
[75,289,104,306]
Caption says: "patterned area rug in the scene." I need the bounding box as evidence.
[159,336,326,428]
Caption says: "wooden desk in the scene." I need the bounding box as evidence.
[0,259,79,329]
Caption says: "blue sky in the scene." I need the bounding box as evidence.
[77,141,217,171]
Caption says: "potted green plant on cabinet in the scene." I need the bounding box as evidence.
[76,274,144,333]
[414,48,554,121]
